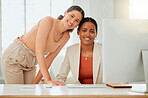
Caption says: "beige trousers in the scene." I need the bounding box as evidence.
[1,38,38,84]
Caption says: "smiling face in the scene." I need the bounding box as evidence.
[63,10,82,30]
[78,22,97,46]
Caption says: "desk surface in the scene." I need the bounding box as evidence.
[0,84,148,98]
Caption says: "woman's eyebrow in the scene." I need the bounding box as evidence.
[90,29,95,30]
[72,13,80,21]
[72,13,75,17]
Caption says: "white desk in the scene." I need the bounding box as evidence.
[0,84,147,98]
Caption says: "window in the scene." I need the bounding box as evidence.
[2,0,25,52]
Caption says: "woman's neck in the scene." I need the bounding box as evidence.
[81,43,94,57]
[56,20,67,35]
[53,19,68,42]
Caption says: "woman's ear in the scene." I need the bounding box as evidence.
[64,10,67,16]
[77,29,80,35]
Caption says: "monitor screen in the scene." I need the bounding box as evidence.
[102,19,148,83]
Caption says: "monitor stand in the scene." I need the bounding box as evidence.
[131,49,148,93]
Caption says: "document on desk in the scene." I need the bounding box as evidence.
[21,85,36,89]
[66,84,106,88]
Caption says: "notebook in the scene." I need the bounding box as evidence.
[106,83,132,88]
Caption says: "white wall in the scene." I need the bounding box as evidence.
[113,0,129,18]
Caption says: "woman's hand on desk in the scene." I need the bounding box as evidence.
[47,80,65,86]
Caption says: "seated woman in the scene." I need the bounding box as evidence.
[56,17,103,84]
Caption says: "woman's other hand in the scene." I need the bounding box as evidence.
[47,80,65,86]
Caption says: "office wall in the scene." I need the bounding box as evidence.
[113,0,129,18]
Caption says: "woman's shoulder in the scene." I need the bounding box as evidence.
[68,43,80,49]
[66,43,80,55]
[41,16,54,23]
[94,43,102,54]
[37,16,58,29]
[38,16,57,25]
[94,43,102,48]
[45,16,57,21]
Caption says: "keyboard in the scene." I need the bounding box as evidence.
[66,84,106,88]
[21,85,36,89]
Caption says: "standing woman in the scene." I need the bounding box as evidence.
[56,17,103,84]
[1,5,85,85]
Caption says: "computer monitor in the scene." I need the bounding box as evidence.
[102,19,148,84]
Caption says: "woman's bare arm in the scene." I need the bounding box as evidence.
[32,50,60,84]
[33,30,70,84]
[35,17,53,84]
[32,53,54,84]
